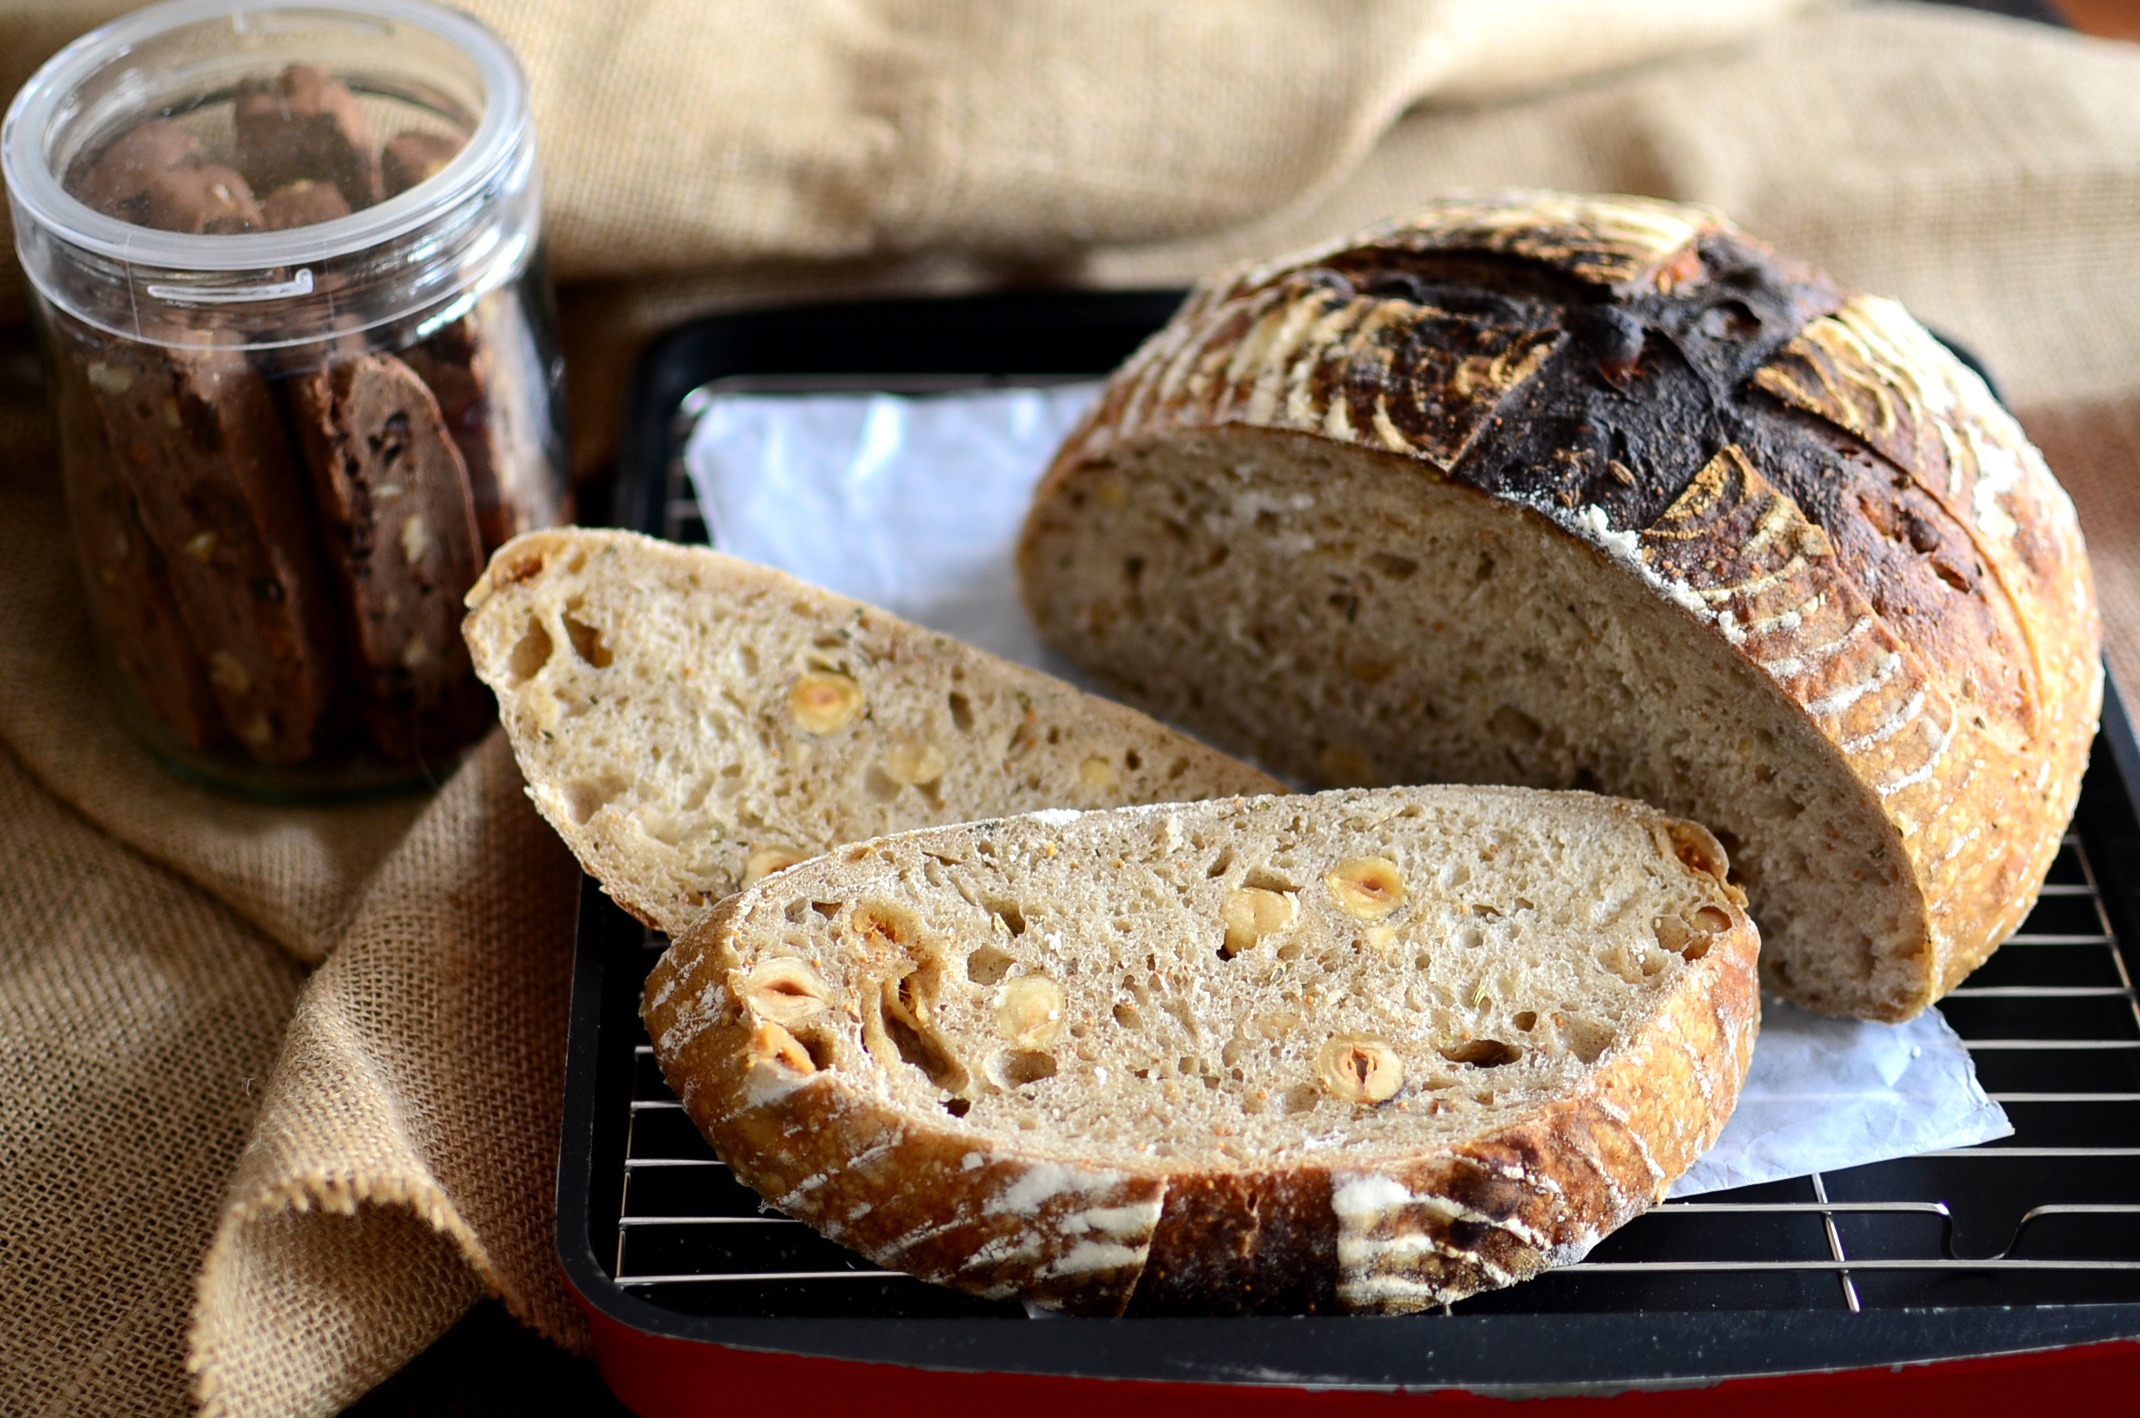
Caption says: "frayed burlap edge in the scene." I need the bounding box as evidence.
[186,735,585,1418]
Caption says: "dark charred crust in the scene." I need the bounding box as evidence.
[1126,1171,1339,1314]
[1252,221,1851,545]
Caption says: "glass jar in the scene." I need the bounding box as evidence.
[4,0,568,799]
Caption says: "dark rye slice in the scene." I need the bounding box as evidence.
[1018,191,2102,1023]
[292,352,489,762]
[644,786,1760,1314]
[78,332,340,763]
[460,529,1285,937]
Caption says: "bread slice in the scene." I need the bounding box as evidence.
[643,785,1759,1315]
[462,529,1283,935]
[1018,192,2101,1023]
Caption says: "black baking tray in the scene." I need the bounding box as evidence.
[558,289,2140,1402]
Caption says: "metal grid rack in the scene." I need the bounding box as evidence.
[587,426,2140,1320]
[597,833,2140,1319]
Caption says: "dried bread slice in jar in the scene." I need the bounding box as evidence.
[1017,190,2101,1023]
[462,528,1283,936]
[643,785,1760,1314]
[292,351,492,763]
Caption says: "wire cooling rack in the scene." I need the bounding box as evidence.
[594,823,2140,1319]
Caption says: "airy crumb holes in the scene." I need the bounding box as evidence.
[562,605,612,667]
[507,617,552,684]
[1439,1039,1522,1069]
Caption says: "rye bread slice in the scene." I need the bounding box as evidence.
[644,785,1759,1314]
[461,529,1283,936]
[1017,191,2100,1023]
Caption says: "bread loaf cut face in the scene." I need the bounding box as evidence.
[645,786,1758,1315]
[462,529,1282,935]
[1018,191,2101,1023]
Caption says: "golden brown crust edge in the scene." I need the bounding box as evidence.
[640,807,1760,1316]
[1018,191,2101,1021]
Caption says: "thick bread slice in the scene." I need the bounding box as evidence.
[1018,191,2101,1023]
[643,786,1759,1315]
[462,529,1282,935]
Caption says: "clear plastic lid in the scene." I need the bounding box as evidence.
[3,0,538,351]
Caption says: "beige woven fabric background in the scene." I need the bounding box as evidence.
[4,2,2140,1415]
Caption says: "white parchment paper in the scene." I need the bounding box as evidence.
[684,384,2012,1197]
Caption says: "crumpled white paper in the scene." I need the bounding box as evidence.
[684,383,2012,1197]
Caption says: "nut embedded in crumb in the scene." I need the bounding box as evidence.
[1655,904,1735,961]
[790,671,864,734]
[743,845,804,887]
[1659,819,1733,887]
[746,1019,815,1075]
[1219,886,1298,958]
[995,976,1065,1048]
[744,957,832,1025]
[1078,755,1120,796]
[400,512,429,566]
[848,902,917,970]
[1318,743,1379,787]
[209,650,252,696]
[882,732,947,786]
[1317,1034,1403,1103]
[1326,856,1405,920]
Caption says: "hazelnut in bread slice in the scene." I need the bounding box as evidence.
[1018,191,2100,1023]
[462,529,1282,936]
[644,786,1759,1314]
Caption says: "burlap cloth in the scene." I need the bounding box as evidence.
[4,2,2140,1413]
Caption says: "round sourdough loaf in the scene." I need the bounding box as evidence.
[1018,191,2100,1023]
